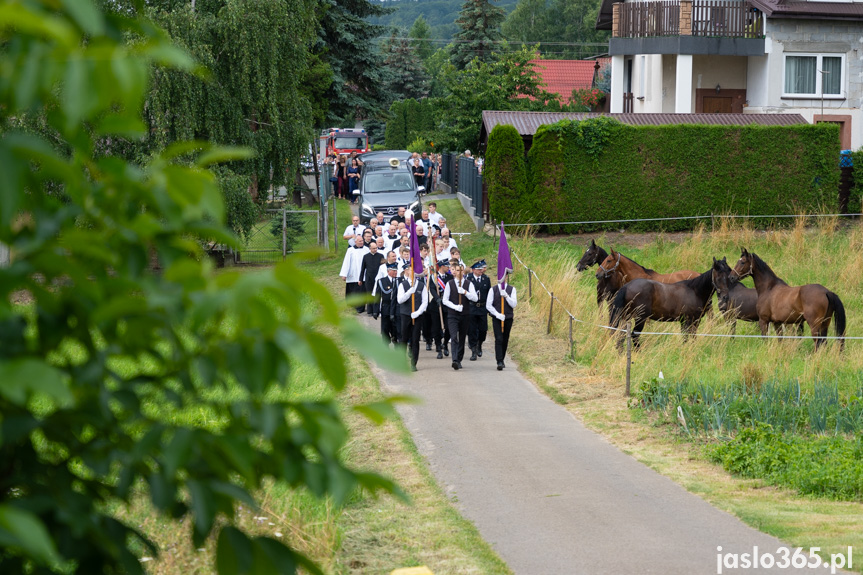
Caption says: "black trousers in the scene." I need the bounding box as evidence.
[363,281,378,315]
[400,313,424,367]
[468,311,488,351]
[422,305,432,343]
[381,310,397,345]
[446,312,469,363]
[345,282,364,313]
[492,317,514,362]
[429,301,449,349]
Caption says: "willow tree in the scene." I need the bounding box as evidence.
[146,0,317,200]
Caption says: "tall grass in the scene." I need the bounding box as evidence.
[508,217,863,395]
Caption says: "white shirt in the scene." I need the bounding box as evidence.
[416,220,430,236]
[343,224,366,247]
[428,211,443,227]
[445,237,458,251]
[442,277,478,312]
[338,245,368,282]
[397,277,429,318]
[486,282,517,319]
[384,234,400,254]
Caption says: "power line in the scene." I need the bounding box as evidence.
[375,36,609,47]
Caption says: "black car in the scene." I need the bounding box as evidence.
[357,150,412,167]
[355,162,423,226]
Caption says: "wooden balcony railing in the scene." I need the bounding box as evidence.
[613,0,764,39]
[618,1,680,38]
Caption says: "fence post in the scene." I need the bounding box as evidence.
[569,316,575,360]
[282,208,287,260]
[332,198,338,252]
[625,321,633,396]
[547,292,554,335]
[528,268,532,299]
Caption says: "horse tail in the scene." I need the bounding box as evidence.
[827,291,846,350]
[610,286,628,328]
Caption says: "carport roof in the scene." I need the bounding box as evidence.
[481,111,808,140]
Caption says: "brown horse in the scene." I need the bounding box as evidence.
[596,248,699,288]
[608,265,716,349]
[576,239,620,306]
[730,249,846,350]
[711,256,758,334]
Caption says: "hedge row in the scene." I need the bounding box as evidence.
[487,118,841,232]
[384,98,434,150]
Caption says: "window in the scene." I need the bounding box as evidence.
[783,54,844,98]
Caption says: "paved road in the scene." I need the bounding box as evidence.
[362,317,839,574]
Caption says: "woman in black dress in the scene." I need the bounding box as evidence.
[412,158,425,189]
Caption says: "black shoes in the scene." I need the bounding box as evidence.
[443,346,449,357]
[497,362,503,371]
[437,351,443,359]
[458,362,463,369]
[477,346,483,357]
[426,342,432,351]
[410,364,418,372]
[452,361,459,370]
[373,314,379,320]
[469,351,477,361]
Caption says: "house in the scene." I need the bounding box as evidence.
[595,0,863,148]
[528,59,607,104]
[479,110,807,152]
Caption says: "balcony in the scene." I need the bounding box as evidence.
[610,0,765,56]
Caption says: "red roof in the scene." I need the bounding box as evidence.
[529,59,600,103]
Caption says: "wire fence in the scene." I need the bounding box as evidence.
[503,212,863,228]
[510,246,854,395]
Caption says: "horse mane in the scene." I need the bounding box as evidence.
[680,267,714,294]
[595,245,609,263]
[751,252,787,286]
[621,254,655,274]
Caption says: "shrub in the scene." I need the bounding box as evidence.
[488,120,841,231]
[485,124,529,223]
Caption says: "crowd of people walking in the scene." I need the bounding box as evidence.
[339,208,516,372]
[326,151,442,201]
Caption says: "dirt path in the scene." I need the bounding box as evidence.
[363,317,838,574]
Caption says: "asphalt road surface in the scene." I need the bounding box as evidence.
[362,317,841,575]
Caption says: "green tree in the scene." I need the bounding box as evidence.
[450,0,506,69]
[486,124,530,222]
[433,45,562,152]
[0,2,403,573]
[147,0,317,199]
[384,33,430,101]
[409,15,435,62]
[317,0,392,126]
[385,100,409,149]
[502,0,610,58]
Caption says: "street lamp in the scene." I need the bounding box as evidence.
[818,68,831,120]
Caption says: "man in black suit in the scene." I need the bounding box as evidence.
[467,260,492,361]
[373,262,400,345]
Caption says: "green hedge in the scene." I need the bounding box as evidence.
[486,124,529,223]
[499,118,842,231]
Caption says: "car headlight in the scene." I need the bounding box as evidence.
[408,201,420,213]
[361,203,375,216]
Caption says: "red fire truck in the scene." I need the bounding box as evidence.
[320,127,370,158]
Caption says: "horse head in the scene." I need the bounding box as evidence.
[730,248,753,282]
[595,248,621,281]
[712,256,734,312]
[576,239,599,272]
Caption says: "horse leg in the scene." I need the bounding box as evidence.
[807,316,830,351]
[633,318,646,349]
[730,319,737,336]
[758,319,769,338]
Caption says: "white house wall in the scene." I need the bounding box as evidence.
[662,55,677,113]
[693,55,748,96]
[631,54,665,113]
[744,18,863,149]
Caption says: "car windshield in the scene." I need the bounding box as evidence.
[334,136,366,149]
[364,172,414,193]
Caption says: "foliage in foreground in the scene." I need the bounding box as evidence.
[0,1,403,573]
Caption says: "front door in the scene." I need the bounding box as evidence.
[702,96,733,113]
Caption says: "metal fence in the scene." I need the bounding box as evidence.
[441,153,456,188]
[457,156,487,221]
[233,208,320,265]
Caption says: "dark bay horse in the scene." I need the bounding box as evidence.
[608,265,716,348]
[576,239,619,306]
[596,249,699,289]
[730,249,846,349]
[711,257,758,334]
